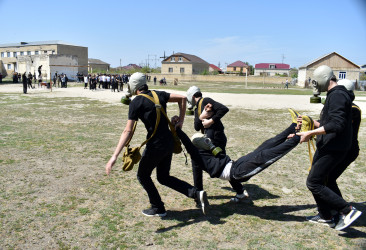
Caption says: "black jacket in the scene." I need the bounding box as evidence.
[194,97,229,150]
[176,128,231,190]
[317,85,354,151]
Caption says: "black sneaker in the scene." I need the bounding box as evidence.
[306,214,335,228]
[230,190,249,203]
[196,190,209,215]
[142,207,167,217]
[335,207,362,231]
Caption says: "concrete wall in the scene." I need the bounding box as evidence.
[162,63,193,74]
[148,73,290,84]
[17,54,79,81]
[49,55,79,80]
[89,63,110,73]
[57,45,88,75]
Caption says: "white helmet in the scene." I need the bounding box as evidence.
[337,79,355,91]
[127,72,147,96]
[186,86,201,109]
[312,65,335,93]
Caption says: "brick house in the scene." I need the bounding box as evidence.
[161,53,209,74]
[226,61,249,75]
[298,52,360,87]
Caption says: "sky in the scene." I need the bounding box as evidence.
[0,0,365,69]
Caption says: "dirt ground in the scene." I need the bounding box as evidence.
[1,83,365,249]
[2,83,365,117]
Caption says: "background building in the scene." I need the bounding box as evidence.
[88,58,110,73]
[298,52,360,87]
[226,61,249,75]
[0,40,88,80]
[254,63,290,76]
[161,52,209,75]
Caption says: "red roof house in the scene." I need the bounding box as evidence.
[227,60,249,74]
[254,63,290,76]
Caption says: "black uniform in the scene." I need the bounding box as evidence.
[322,103,361,200]
[129,90,197,210]
[306,85,354,219]
[194,97,229,150]
[177,123,300,190]
[22,73,27,94]
[192,97,245,194]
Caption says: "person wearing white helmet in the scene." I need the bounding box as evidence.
[297,66,362,230]
[106,72,209,217]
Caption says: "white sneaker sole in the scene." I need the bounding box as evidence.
[335,210,362,230]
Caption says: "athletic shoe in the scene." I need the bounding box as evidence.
[306,214,335,228]
[288,108,300,124]
[142,207,167,217]
[335,207,362,231]
[196,190,209,215]
[230,190,249,203]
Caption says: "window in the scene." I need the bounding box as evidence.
[180,68,185,73]
[7,64,11,70]
[13,52,17,57]
[233,67,236,71]
[43,50,48,54]
[27,51,31,55]
[35,51,39,55]
[269,64,276,69]
[52,50,55,54]
[178,57,183,62]
[170,57,175,62]
[339,72,346,79]
[20,51,24,56]
[7,52,11,57]
[1,52,4,57]
[168,67,173,73]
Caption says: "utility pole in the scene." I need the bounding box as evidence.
[282,54,285,64]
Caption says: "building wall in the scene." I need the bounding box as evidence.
[191,62,209,74]
[0,45,58,76]
[254,69,290,76]
[161,63,193,74]
[227,66,248,74]
[149,73,290,84]
[57,45,88,75]
[298,54,360,87]
[17,54,79,81]
[49,55,79,80]
[89,63,110,73]
[0,43,88,76]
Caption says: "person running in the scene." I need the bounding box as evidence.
[105,72,209,217]
[297,66,362,230]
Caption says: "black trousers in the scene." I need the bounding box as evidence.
[306,149,352,218]
[326,147,359,198]
[137,142,197,209]
[231,124,299,181]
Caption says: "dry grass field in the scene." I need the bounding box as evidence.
[0,83,365,249]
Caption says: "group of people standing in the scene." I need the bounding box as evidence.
[106,66,361,231]
[81,73,130,92]
[52,73,69,88]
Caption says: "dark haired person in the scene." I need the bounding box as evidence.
[106,73,209,217]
